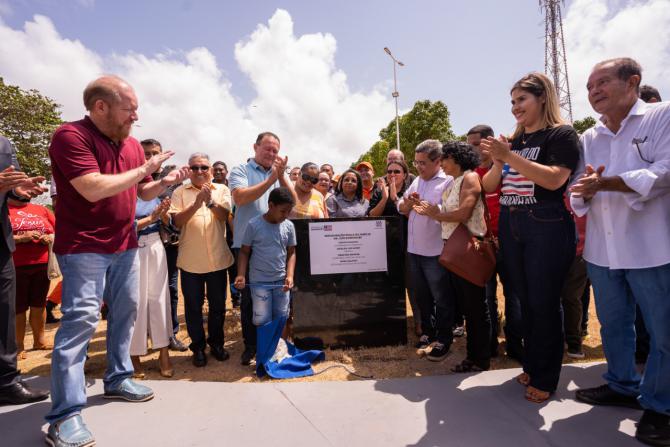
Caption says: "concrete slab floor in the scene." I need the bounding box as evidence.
[0,362,643,446]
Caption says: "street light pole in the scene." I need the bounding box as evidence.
[384,47,404,154]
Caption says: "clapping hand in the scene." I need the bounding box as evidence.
[272,155,289,180]
[480,135,512,165]
[196,184,212,206]
[145,150,175,175]
[161,166,190,186]
[151,197,171,221]
[569,164,605,200]
[413,200,440,218]
[377,177,388,200]
[407,191,422,207]
[1,166,47,197]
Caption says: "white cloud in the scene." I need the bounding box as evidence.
[564,0,670,119]
[0,9,394,171]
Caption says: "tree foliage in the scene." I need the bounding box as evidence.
[0,78,63,177]
[572,116,597,135]
[355,100,456,174]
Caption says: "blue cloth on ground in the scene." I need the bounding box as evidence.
[256,316,325,379]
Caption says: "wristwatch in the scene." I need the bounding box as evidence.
[206,200,215,209]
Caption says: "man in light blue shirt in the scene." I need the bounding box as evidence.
[398,139,453,362]
[229,132,295,365]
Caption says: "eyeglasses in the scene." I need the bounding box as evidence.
[301,173,319,184]
[632,136,652,163]
[190,165,210,172]
[412,160,427,167]
[387,169,402,174]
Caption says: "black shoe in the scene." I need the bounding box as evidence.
[575,384,642,410]
[168,336,188,352]
[210,346,230,362]
[192,350,207,367]
[46,301,60,324]
[636,409,670,446]
[426,342,449,362]
[231,294,241,309]
[240,346,256,366]
[0,381,50,406]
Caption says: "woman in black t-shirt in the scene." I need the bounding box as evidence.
[481,72,579,403]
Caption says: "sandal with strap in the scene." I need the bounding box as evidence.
[451,359,487,373]
[525,385,552,403]
[516,372,530,386]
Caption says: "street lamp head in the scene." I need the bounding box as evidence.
[398,61,405,67]
[384,47,392,55]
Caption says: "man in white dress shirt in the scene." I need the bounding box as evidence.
[570,57,670,446]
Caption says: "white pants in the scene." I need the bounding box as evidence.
[130,232,172,355]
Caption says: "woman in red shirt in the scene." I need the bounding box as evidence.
[8,196,55,359]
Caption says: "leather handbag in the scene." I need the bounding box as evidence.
[438,178,497,287]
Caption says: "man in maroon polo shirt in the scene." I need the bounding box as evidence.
[44,75,189,447]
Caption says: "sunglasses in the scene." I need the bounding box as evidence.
[301,173,319,184]
[190,165,210,172]
[387,169,402,174]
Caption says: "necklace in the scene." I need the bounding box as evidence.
[520,127,547,145]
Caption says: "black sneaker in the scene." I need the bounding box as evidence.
[636,409,670,447]
[240,346,256,366]
[575,384,642,410]
[426,342,449,362]
[169,336,188,352]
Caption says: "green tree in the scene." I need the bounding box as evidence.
[572,116,597,135]
[355,100,456,174]
[0,78,63,178]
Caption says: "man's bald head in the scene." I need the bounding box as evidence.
[83,75,134,111]
[386,149,405,164]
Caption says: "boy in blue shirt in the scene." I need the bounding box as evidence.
[234,187,297,326]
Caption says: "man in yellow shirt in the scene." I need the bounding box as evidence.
[169,152,234,367]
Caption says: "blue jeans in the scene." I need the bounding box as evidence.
[499,203,575,392]
[587,262,670,415]
[408,253,454,345]
[250,280,290,326]
[46,249,139,423]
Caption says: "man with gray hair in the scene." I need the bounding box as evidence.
[398,139,454,361]
[570,57,670,445]
[46,75,189,447]
[169,152,234,368]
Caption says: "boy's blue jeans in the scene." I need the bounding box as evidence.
[250,280,290,326]
[46,249,139,423]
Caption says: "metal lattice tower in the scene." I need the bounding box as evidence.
[541,0,573,122]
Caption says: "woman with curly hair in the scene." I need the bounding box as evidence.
[415,141,492,373]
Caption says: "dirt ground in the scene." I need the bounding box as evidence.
[17,282,603,383]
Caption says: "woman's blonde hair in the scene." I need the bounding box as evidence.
[510,72,565,140]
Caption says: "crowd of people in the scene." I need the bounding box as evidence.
[0,55,667,447]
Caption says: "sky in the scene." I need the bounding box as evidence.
[0,0,669,171]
